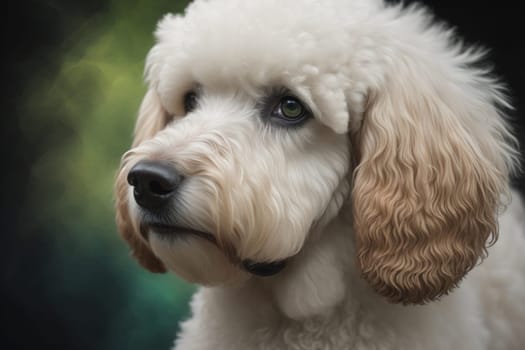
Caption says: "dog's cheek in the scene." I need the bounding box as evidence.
[270,232,347,320]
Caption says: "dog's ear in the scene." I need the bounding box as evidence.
[132,88,169,147]
[115,88,167,273]
[352,43,517,304]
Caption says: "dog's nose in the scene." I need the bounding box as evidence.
[127,160,182,210]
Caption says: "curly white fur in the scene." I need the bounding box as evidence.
[115,0,525,349]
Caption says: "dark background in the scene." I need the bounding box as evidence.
[4,1,524,349]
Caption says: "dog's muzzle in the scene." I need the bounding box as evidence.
[128,160,288,277]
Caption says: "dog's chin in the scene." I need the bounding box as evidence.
[148,231,250,285]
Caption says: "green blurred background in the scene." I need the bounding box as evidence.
[4,1,524,349]
[5,1,195,349]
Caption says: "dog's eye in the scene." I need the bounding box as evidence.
[281,97,304,119]
[271,96,311,126]
[183,91,198,114]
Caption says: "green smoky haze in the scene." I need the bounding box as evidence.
[7,1,195,349]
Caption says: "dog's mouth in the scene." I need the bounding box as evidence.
[140,221,288,277]
[145,222,217,244]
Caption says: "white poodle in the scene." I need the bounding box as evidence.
[115,0,525,349]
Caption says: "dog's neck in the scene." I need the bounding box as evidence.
[212,212,370,322]
[200,176,373,322]
[262,213,367,320]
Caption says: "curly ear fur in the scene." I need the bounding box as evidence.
[352,37,518,304]
[115,88,167,273]
[131,88,169,148]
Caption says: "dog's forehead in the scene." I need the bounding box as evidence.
[147,0,377,90]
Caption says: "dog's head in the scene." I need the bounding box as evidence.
[115,0,518,307]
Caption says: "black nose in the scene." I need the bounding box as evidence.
[127,160,182,210]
